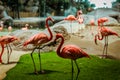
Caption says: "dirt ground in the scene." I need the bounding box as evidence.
[0,25,120,80]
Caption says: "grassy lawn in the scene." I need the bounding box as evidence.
[4,51,120,80]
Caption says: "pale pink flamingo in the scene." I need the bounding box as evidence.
[64,15,77,33]
[76,10,84,24]
[90,19,95,35]
[8,26,12,32]
[23,17,54,74]
[21,24,29,30]
[0,36,18,64]
[54,33,90,80]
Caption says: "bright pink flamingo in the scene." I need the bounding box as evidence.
[23,17,54,74]
[64,15,77,33]
[0,36,18,64]
[95,18,119,58]
[54,33,90,80]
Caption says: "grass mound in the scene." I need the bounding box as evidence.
[4,51,120,80]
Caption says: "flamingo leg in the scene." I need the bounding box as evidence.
[74,60,80,80]
[102,37,106,58]
[38,46,44,74]
[105,36,108,58]
[7,44,12,64]
[6,44,10,64]
[30,47,38,74]
[71,60,74,80]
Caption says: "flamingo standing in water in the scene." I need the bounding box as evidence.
[0,36,18,64]
[54,33,90,80]
[64,15,77,33]
[23,17,54,74]
[94,17,119,58]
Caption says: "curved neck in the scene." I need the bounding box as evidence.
[46,19,53,41]
[0,43,4,63]
[57,36,64,57]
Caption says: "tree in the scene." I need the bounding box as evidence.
[112,0,120,12]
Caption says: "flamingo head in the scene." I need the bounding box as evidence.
[55,33,63,40]
[46,16,54,23]
[77,10,82,15]
[53,33,63,44]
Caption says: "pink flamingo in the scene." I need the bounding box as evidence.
[54,33,90,80]
[76,10,84,24]
[90,19,95,35]
[23,17,54,74]
[64,15,77,33]
[97,17,108,27]
[94,17,119,58]
[0,36,18,64]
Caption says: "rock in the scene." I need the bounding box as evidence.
[0,5,13,26]
[52,20,86,34]
[87,8,120,23]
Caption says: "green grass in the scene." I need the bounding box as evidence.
[4,51,120,80]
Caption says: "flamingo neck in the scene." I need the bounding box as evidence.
[46,19,53,41]
[97,33,104,40]
[0,43,4,63]
[57,36,64,57]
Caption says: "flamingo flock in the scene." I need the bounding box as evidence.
[0,16,119,80]
[94,17,119,58]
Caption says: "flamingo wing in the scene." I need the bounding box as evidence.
[61,45,89,60]
[23,33,49,46]
[101,27,119,37]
